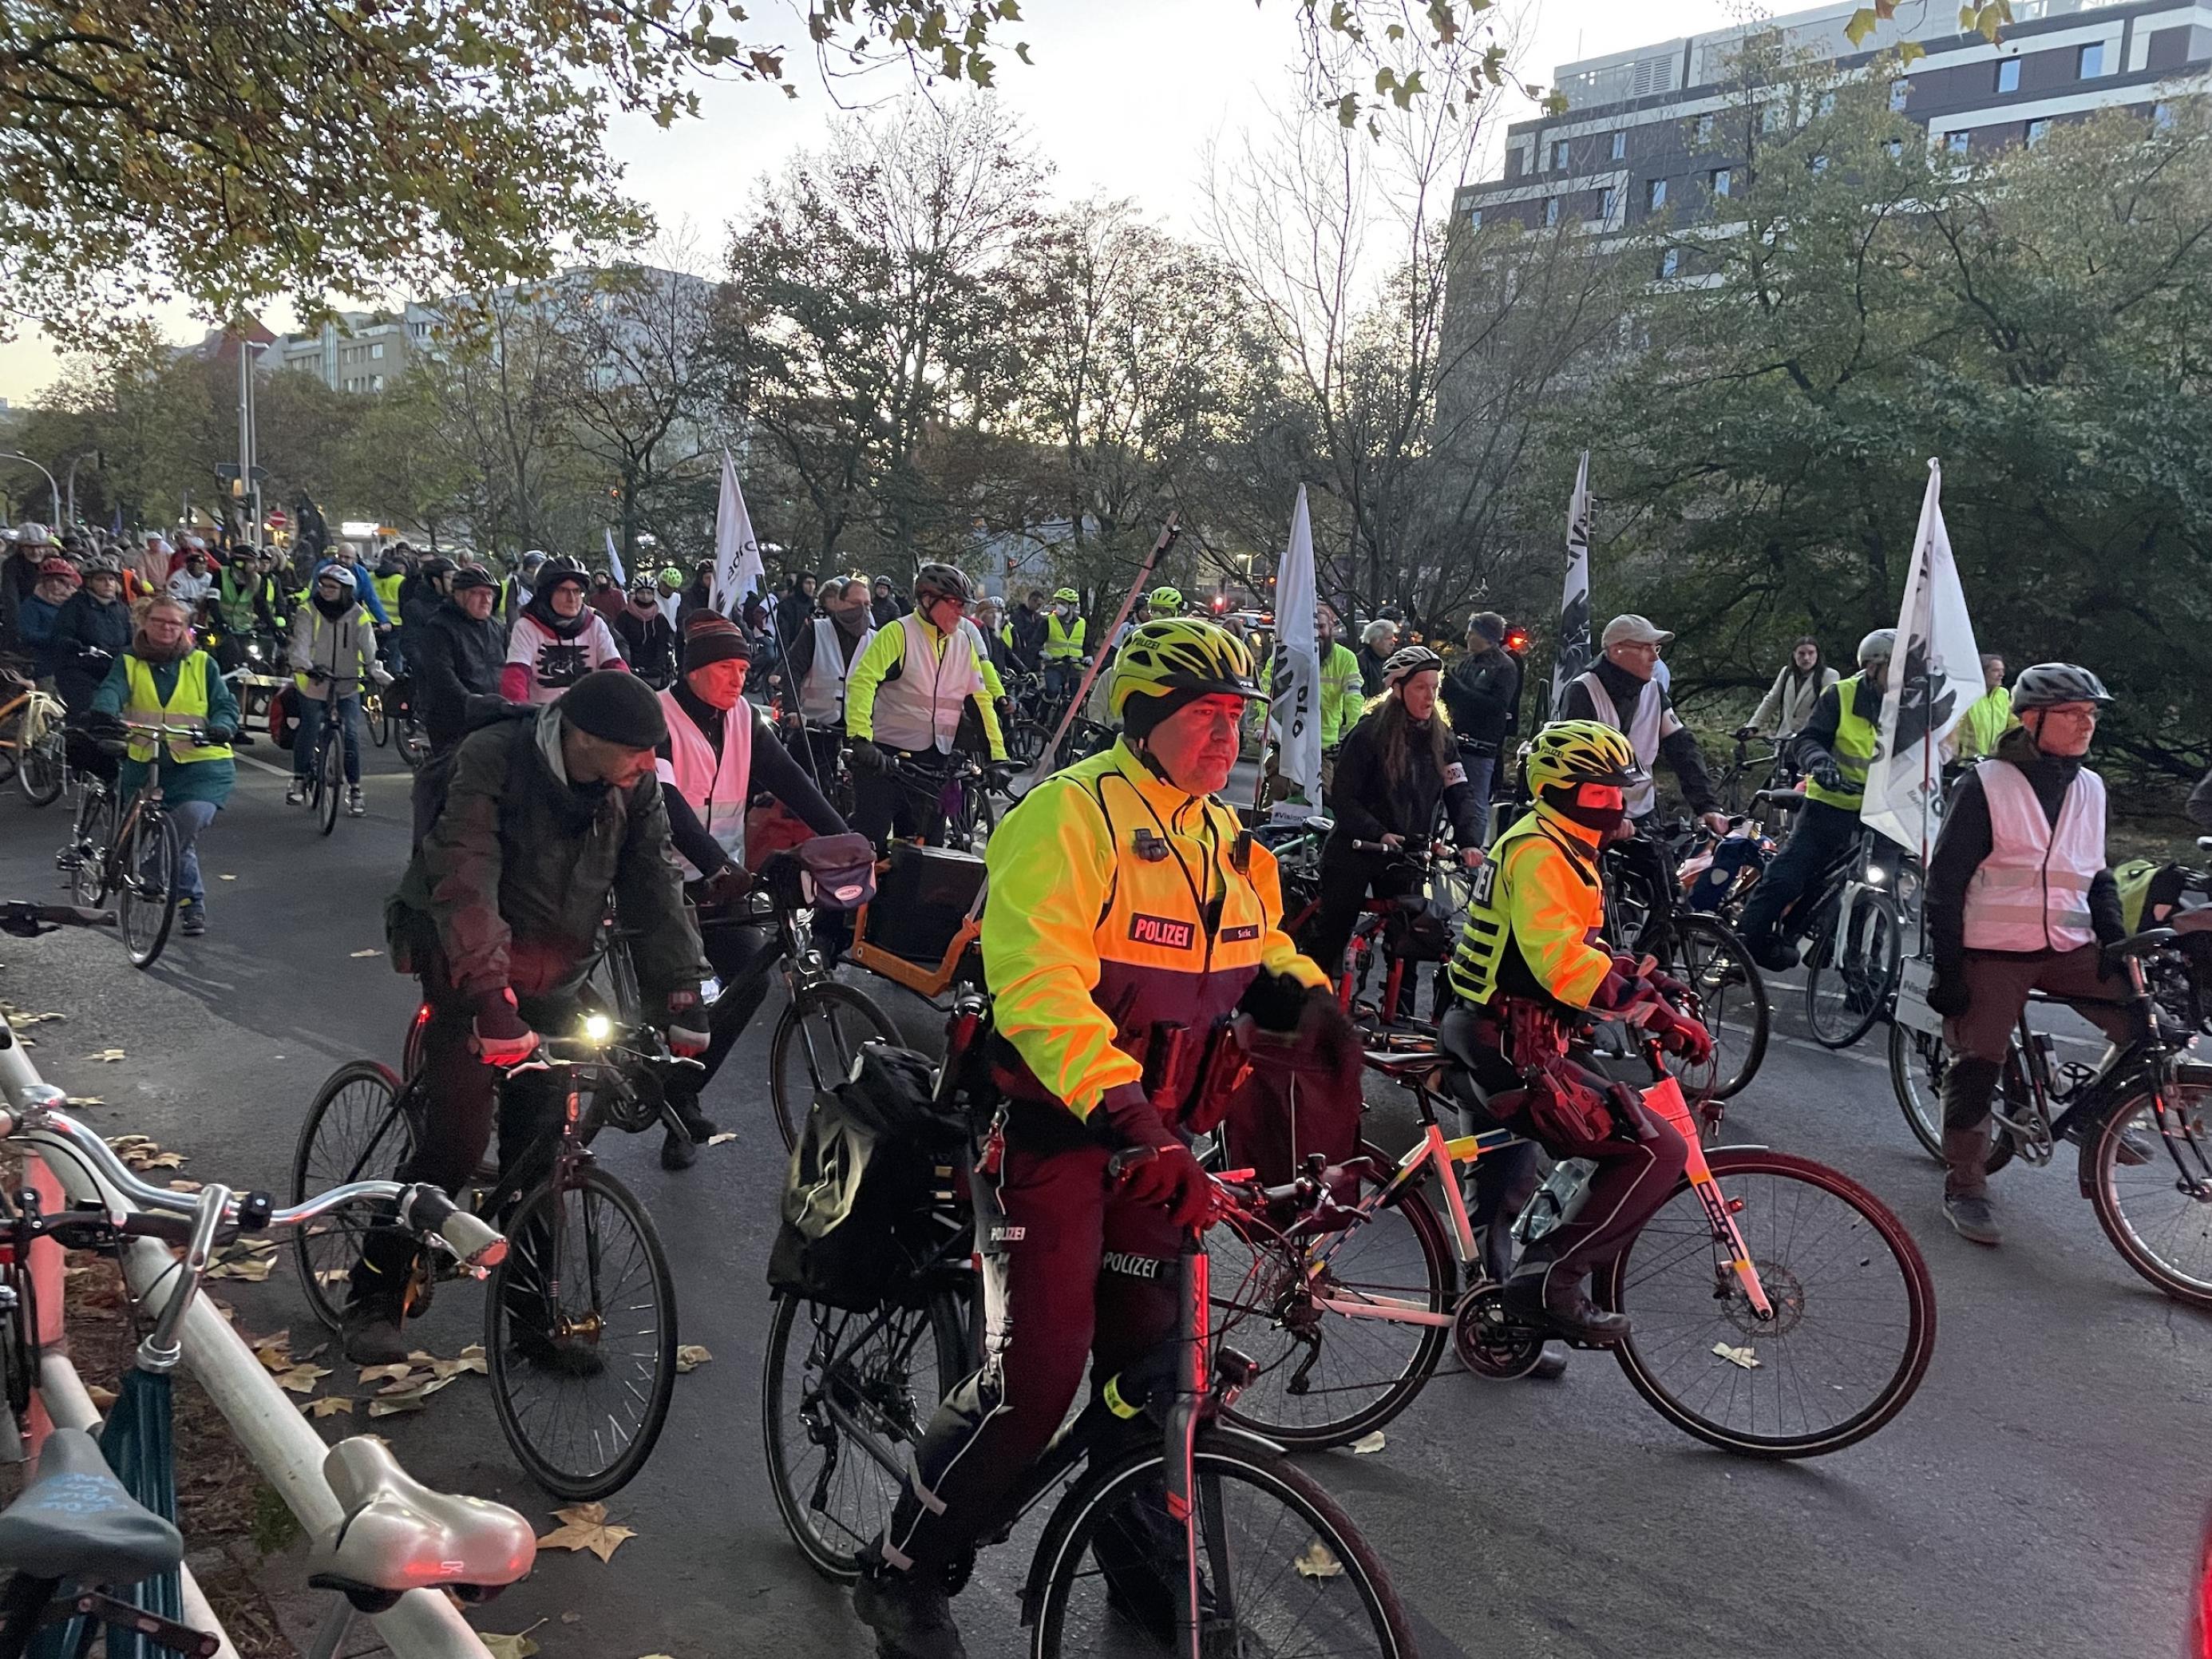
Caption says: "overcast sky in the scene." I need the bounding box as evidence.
[0,0,1743,406]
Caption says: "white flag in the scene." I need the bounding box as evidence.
[603,526,625,588]
[712,449,764,615]
[1270,485,1324,818]
[1862,459,1982,859]
[1550,451,1594,716]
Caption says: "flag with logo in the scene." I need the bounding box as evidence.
[1862,459,1982,860]
[711,449,764,615]
[1270,485,1324,817]
[1550,450,1594,716]
[603,526,625,588]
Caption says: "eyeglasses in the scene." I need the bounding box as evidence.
[1613,639,1662,656]
[2037,704,2100,723]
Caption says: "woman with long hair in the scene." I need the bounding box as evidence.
[1300,645,1488,986]
[1742,635,1838,741]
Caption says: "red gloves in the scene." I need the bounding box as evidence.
[665,991,710,1059]
[1097,1083,1213,1228]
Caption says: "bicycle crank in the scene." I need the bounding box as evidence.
[1451,1285,1546,1380]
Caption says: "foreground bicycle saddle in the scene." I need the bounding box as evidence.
[306,1437,536,1611]
[0,1428,181,1587]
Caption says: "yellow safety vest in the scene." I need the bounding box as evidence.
[124,654,233,765]
[1803,673,1878,812]
[1957,687,2016,761]
[1043,613,1086,662]
[373,572,405,616]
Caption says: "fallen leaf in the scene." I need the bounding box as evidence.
[218,874,236,881]
[558,1613,581,1625]
[357,1362,415,1385]
[1350,1431,1387,1455]
[207,1254,274,1281]
[368,1393,428,1418]
[350,948,382,958]
[1292,1539,1344,1579]
[705,1131,737,1146]
[137,1151,186,1170]
[316,1268,351,1286]
[1711,1342,1761,1371]
[87,1384,117,1410]
[675,1344,711,1373]
[63,1096,102,1108]
[479,1629,540,1659]
[168,1179,203,1193]
[253,1336,294,1372]
[304,1396,354,1418]
[275,1364,333,1395]
[85,1049,125,1063]
[536,1503,638,1563]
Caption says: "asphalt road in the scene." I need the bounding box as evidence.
[1,740,2208,1659]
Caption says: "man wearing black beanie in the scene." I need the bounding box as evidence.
[342,668,708,1364]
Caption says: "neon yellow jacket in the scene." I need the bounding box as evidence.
[1319,641,1362,747]
[983,740,1328,1120]
[1447,807,1612,1010]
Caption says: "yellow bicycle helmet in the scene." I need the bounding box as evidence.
[1110,616,1260,720]
[1148,585,1184,616]
[1053,586,1080,605]
[1520,719,1637,792]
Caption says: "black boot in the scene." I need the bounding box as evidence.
[1502,1257,1629,1344]
[853,1556,967,1659]
[341,1297,410,1365]
[660,1127,699,1170]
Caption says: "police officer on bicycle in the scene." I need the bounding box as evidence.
[851,616,1351,1659]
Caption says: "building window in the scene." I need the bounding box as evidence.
[1885,137,1904,158]
[2025,117,2050,146]
[1996,57,2020,93]
[1467,208,1482,231]
[1810,153,1830,175]
[2153,101,2175,130]
[1693,113,1714,145]
[370,342,384,359]
[1711,168,1732,197]
[1610,129,1627,160]
[2078,41,2103,77]
[1659,247,1680,279]
[1648,177,1668,210]
[370,374,384,392]
[1551,138,1570,170]
[1948,129,1971,154]
[1601,187,1619,221]
[1760,101,1784,133]
[1544,196,1561,227]
[1818,91,1837,117]
[1889,79,1911,111]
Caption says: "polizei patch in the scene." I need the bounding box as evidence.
[1128,913,1195,949]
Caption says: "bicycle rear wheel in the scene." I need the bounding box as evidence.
[2087,1076,2212,1309]
[1602,1147,1935,1457]
[317,728,342,834]
[1207,1155,1451,1450]
[762,1288,968,1582]
[1657,913,1769,1101]
[1888,1023,1949,1161]
[1007,717,1048,768]
[487,1164,679,1500]
[770,981,902,1150]
[290,1061,416,1330]
[18,699,63,806]
[117,811,180,969]
[1803,891,1901,1050]
[1032,1435,1416,1659]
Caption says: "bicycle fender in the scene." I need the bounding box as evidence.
[1702,1142,1772,1154]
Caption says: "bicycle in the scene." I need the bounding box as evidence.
[1795,821,1909,1050]
[1889,927,2212,1307]
[1714,731,1793,818]
[297,671,364,835]
[762,997,1417,1657]
[291,1018,687,1499]
[0,901,530,1659]
[880,749,998,856]
[1205,1027,1936,1457]
[53,720,191,968]
[0,670,67,807]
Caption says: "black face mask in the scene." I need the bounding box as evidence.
[1540,783,1626,835]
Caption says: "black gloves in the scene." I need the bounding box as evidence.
[1733,724,1759,740]
[1809,757,1846,793]
[471,989,538,1067]
[847,738,884,774]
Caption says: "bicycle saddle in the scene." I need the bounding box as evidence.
[0,1427,182,1585]
[2109,928,2180,961]
[305,1437,535,1608]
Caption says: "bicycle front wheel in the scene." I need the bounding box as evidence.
[317,729,342,834]
[1803,891,1901,1050]
[1658,913,1769,1101]
[291,1061,415,1330]
[1207,1154,1451,1450]
[770,981,901,1150]
[762,1288,968,1582]
[1888,1022,1949,1162]
[67,790,114,907]
[1602,1146,1935,1457]
[366,693,390,746]
[1032,1435,1416,1659]
[487,1165,679,1500]
[18,699,63,806]
[117,810,180,969]
[2087,1075,2212,1309]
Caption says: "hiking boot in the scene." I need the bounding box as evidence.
[670,1094,718,1144]
[285,779,306,806]
[1502,1262,1629,1345]
[853,1561,968,1659]
[177,898,205,937]
[341,1302,411,1366]
[1943,1193,2001,1246]
[660,1128,700,1171]
[346,786,366,818]
[1747,935,1800,974]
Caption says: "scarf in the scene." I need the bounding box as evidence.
[133,629,192,665]
[524,584,592,639]
[314,591,352,620]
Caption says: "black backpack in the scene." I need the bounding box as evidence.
[767,1043,968,1312]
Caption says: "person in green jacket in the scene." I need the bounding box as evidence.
[85,596,238,938]
[1316,604,1363,769]
[1949,654,2016,762]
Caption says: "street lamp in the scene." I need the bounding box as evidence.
[0,453,60,525]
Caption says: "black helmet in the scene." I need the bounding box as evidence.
[449,564,497,593]
[2011,663,2111,713]
[418,556,455,581]
[539,556,588,591]
[913,563,974,608]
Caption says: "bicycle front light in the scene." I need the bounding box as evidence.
[1865,864,1888,886]
[582,1012,613,1044]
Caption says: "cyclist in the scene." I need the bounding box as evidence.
[17,556,81,686]
[317,540,393,630]
[1948,653,2017,763]
[1735,628,1894,972]
[1003,588,1049,674]
[1355,616,1399,695]
[0,522,53,651]
[1923,663,2133,1246]
[869,573,907,628]
[409,564,508,840]
[501,557,630,703]
[82,596,238,940]
[164,541,217,620]
[1441,720,1708,1340]
[501,548,548,626]
[654,613,849,1168]
[344,670,710,1364]
[843,564,1007,849]
[853,616,1347,1659]
[1040,587,1087,704]
[1304,645,1488,985]
[1315,604,1363,762]
[371,548,410,662]
[1740,635,1836,742]
[287,564,382,817]
[1557,614,1728,950]
[615,576,679,688]
[211,547,282,672]
[1440,611,1522,822]
[50,556,133,715]
[781,573,876,783]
